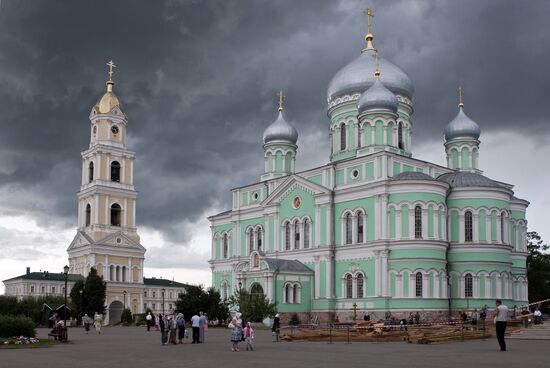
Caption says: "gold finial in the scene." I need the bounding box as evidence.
[277,90,284,112]
[362,7,375,51]
[458,86,464,108]
[372,50,381,77]
[106,60,116,92]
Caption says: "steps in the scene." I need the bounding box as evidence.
[509,324,550,340]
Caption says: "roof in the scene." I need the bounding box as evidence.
[143,278,187,287]
[263,258,312,273]
[437,171,507,189]
[3,272,84,283]
[390,171,435,181]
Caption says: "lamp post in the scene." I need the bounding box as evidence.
[161,288,166,316]
[123,290,127,310]
[63,265,69,342]
[79,289,83,321]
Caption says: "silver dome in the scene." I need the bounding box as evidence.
[327,49,414,102]
[263,111,298,144]
[444,107,481,141]
[437,171,503,188]
[390,171,435,181]
[357,77,398,114]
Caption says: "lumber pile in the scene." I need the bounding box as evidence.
[406,325,491,344]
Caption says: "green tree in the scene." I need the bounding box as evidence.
[527,231,550,310]
[227,289,277,323]
[69,279,84,320]
[121,308,133,325]
[174,285,228,322]
[204,287,229,323]
[82,268,106,316]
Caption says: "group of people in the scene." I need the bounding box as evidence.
[228,312,256,351]
[147,311,208,346]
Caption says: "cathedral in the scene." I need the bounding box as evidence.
[208,11,529,322]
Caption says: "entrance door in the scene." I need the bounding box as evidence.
[108,300,124,324]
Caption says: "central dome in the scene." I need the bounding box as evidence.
[327,48,414,102]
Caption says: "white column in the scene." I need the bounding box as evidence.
[127,258,132,283]
[291,222,296,249]
[315,205,321,247]
[351,214,357,244]
[441,274,448,298]
[496,276,502,298]
[383,125,387,145]
[264,215,270,252]
[123,198,128,227]
[409,273,415,298]
[327,205,333,246]
[81,160,86,185]
[374,251,380,296]
[381,251,389,296]
[459,214,465,243]
[422,274,430,298]
[325,255,333,298]
[381,195,388,239]
[485,277,492,298]
[396,274,403,298]
[314,256,320,299]
[474,276,480,298]
[274,214,279,251]
[434,273,440,298]
[486,216,492,242]
[104,255,109,280]
[373,155,378,178]
[408,209,414,239]
[434,209,439,239]
[374,196,380,239]
[496,216,502,243]
[422,208,428,239]
[267,276,273,302]
[396,210,402,239]
[442,210,447,241]
[473,214,479,242]
[299,222,305,249]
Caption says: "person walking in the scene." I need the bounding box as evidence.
[230,317,242,352]
[243,322,255,351]
[272,314,280,342]
[159,314,168,345]
[93,312,103,334]
[176,313,186,343]
[146,312,153,332]
[191,313,200,344]
[199,311,206,343]
[493,299,509,351]
[82,313,92,333]
[168,315,178,344]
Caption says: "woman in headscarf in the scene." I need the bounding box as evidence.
[176,313,186,344]
[230,315,242,352]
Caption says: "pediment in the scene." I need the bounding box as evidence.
[262,174,331,207]
[98,231,145,250]
[67,231,94,251]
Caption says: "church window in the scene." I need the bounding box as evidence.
[110,265,115,281]
[251,283,263,297]
[345,213,352,245]
[152,303,156,309]
[144,291,147,297]
[293,284,299,304]
[465,211,473,242]
[500,212,505,243]
[51,286,55,294]
[303,219,310,248]
[340,123,347,151]
[41,286,45,293]
[294,220,300,249]
[85,204,91,227]
[414,206,422,239]
[285,222,291,250]
[257,228,262,250]
[152,291,156,298]
[88,162,94,182]
[110,203,122,227]
[398,122,404,149]
[249,229,254,254]
[221,283,228,301]
[415,272,423,297]
[356,274,364,298]
[357,212,364,243]
[110,161,121,182]
[465,273,473,297]
[92,125,97,137]
[253,253,260,268]
[285,284,291,303]
[30,286,34,293]
[116,266,120,282]
[122,266,127,282]
[345,274,353,298]
[222,234,228,259]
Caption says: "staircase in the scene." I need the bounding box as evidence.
[509,323,550,340]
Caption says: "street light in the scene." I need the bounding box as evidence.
[79,289,83,324]
[63,265,69,342]
[161,288,166,316]
[123,290,127,310]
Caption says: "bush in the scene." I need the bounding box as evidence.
[289,313,301,326]
[121,308,133,325]
[0,315,36,338]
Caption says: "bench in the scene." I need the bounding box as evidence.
[47,332,60,340]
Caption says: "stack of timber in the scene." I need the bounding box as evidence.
[405,325,491,344]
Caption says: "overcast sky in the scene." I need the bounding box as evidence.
[1,0,549,293]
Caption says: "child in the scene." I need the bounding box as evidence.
[243,322,255,351]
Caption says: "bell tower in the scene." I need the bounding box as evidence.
[68,61,145,283]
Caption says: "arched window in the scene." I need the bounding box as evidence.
[249,229,254,254]
[356,274,364,298]
[345,213,352,245]
[398,122,404,149]
[285,284,291,303]
[122,266,127,282]
[294,220,300,249]
[357,212,364,243]
[253,253,260,268]
[257,228,262,250]
[465,211,473,242]
[116,265,120,282]
[110,203,121,226]
[222,234,228,259]
[110,161,121,182]
[293,284,300,304]
[465,273,473,297]
[250,283,263,297]
[414,206,422,239]
[285,222,291,250]
[500,212,505,243]
[85,204,91,226]
[110,265,114,281]
[340,123,347,150]
[88,162,94,182]
[345,274,353,298]
[221,283,228,301]
[415,272,423,297]
[303,219,310,248]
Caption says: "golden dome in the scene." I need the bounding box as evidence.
[94,81,124,114]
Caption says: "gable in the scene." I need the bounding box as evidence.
[98,231,146,251]
[67,231,93,251]
[262,174,330,207]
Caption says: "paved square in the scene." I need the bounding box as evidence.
[2,327,547,368]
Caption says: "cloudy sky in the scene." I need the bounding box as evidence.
[1,0,549,293]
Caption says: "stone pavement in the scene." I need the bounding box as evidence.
[2,326,548,368]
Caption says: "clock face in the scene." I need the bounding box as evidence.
[111,126,119,135]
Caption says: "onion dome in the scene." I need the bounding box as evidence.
[357,74,398,114]
[327,48,414,102]
[263,111,298,145]
[444,106,480,141]
[438,171,504,188]
[92,60,124,114]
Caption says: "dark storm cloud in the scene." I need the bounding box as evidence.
[0,0,548,244]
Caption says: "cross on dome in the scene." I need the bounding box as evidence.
[363,7,375,51]
[107,60,116,82]
[277,90,285,112]
[458,86,464,107]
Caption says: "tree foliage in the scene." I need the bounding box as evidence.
[527,231,550,310]
[174,285,228,323]
[70,268,106,317]
[121,308,133,325]
[0,295,64,325]
[227,289,277,323]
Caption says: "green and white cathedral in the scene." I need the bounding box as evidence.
[208,20,529,322]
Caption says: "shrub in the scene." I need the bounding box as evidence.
[289,313,301,326]
[121,308,133,325]
[0,315,36,338]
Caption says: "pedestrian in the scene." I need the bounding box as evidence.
[159,314,168,345]
[82,313,92,333]
[176,313,186,343]
[414,311,420,324]
[199,311,206,343]
[168,315,178,344]
[243,322,255,351]
[493,299,509,351]
[363,313,370,321]
[93,312,103,334]
[146,312,153,331]
[534,307,543,325]
[480,305,488,321]
[230,317,242,352]
[471,309,479,326]
[334,315,340,323]
[272,313,280,341]
[191,312,200,343]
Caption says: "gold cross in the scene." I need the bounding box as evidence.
[458,86,464,107]
[106,60,116,81]
[364,7,374,34]
[277,90,284,112]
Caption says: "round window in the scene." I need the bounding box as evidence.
[352,169,359,179]
[253,192,259,200]
[116,238,122,244]
[292,196,302,209]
